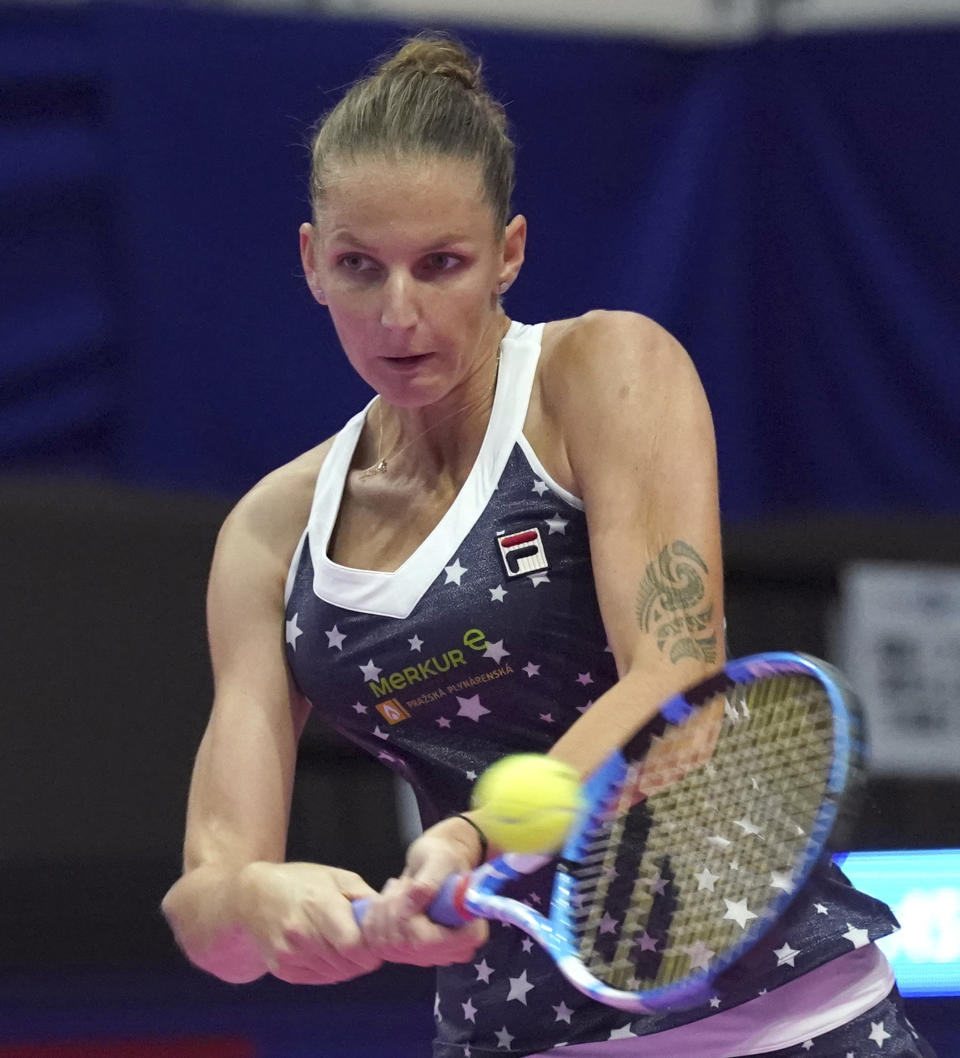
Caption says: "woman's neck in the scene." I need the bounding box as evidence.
[360,315,509,482]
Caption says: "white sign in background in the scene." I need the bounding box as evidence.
[213,0,960,40]
[838,561,960,778]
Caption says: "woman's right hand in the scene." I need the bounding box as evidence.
[233,861,384,985]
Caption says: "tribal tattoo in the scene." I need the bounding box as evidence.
[635,540,718,664]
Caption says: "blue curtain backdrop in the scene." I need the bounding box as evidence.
[2,5,959,521]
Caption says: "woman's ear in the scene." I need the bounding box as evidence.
[497,214,527,294]
[299,223,327,305]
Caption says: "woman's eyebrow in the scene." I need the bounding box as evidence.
[329,229,373,249]
[330,230,473,251]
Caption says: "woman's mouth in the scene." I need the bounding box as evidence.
[383,352,434,372]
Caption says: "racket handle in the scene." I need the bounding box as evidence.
[351,873,474,928]
[428,873,474,927]
[351,896,374,925]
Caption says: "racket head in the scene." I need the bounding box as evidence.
[550,652,864,1013]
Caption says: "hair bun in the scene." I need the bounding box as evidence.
[309,31,515,232]
[380,33,482,91]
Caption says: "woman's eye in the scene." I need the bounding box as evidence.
[424,253,459,272]
[339,254,374,272]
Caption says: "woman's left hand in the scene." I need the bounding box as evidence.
[359,816,489,967]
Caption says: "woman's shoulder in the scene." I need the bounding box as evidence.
[539,309,700,408]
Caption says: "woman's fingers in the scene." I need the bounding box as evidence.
[373,922,488,966]
[362,877,488,966]
[237,862,384,985]
[263,922,384,984]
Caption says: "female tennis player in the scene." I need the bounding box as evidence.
[162,32,936,1057]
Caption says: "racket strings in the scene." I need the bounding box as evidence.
[567,675,836,992]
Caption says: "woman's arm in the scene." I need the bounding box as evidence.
[161,473,382,985]
[546,310,725,777]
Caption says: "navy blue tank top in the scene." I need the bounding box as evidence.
[284,321,899,1056]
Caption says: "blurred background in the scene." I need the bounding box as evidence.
[2,0,959,1053]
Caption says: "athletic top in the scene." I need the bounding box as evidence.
[283,320,900,1057]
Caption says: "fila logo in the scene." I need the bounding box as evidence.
[497,528,549,578]
[376,699,411,725]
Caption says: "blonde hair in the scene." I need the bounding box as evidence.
[308,33,515,232]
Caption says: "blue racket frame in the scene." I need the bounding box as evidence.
[364,652,862,1014]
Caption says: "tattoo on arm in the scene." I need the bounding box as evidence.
[635,540,718,664]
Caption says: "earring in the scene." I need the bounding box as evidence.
[497,281,511,295]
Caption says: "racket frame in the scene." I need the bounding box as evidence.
[450,652,862,1013]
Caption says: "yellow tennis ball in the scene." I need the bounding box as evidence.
[470,754,584,854]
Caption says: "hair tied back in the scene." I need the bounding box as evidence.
[308,31,514,231]
[380,33,483,92]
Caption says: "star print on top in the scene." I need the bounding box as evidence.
[285,614,302,649]
[283,321,900,1058]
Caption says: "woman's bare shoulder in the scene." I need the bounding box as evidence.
[543,309,684,373]
[539,310,694,415]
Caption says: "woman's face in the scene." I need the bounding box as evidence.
[301,154,524,407]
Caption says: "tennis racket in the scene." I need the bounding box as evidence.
[355,652,865,1014]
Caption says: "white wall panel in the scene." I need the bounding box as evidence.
[214,0,960,40]
[25,0,960,38]
[316,0,761,42]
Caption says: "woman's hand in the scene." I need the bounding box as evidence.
[360,817,489,967]
[232,861,385,984]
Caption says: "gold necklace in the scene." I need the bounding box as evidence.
[359,346,501,479]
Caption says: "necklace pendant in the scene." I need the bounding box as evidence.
[360,459,388,479]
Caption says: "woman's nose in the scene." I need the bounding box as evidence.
[379,272,418,330]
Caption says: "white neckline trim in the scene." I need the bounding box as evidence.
[305,320,545,620]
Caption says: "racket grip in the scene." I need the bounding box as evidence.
[428,873,474,927]
[351,897,373,925]
[351,874,474,929]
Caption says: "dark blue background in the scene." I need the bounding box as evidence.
[4,6,959,519]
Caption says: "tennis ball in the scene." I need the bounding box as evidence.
[470,754,584,854]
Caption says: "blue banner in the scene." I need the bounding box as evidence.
[2,7,959,518]
[836,849,960,997]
